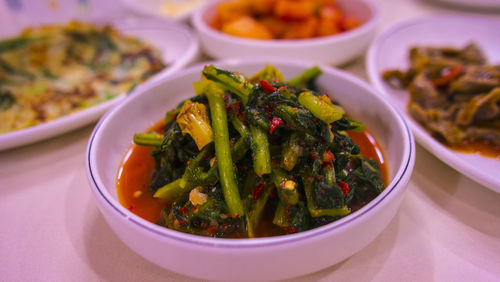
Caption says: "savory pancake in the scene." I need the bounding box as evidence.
[0,21,165,134]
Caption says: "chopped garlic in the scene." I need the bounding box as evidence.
[189,187,208,206]
[133,190,142,198]
[210,156,217,167]
[282,180,296,191]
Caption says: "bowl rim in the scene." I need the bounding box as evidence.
[86,58,414,248]
[191,0,381,48]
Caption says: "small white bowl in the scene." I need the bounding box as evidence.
[86,58,414,280]
[191,0,380,66]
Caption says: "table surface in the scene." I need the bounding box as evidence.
[1,0,500,281]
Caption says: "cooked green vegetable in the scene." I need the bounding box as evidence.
[298,91,345,124]
[205,82,245,218]
[382,42,500,151]
[134,65,385,238]
[176,100,214,150]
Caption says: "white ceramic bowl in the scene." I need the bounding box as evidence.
[191,0,380,66]
[86,58,414,280]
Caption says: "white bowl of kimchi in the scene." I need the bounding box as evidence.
[86,58,414,280]
[191,0,380,66]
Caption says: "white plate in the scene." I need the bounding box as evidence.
[122,0,206,22]
[0,18,199,151]
[366,15,500,193]
[427,0,500,11]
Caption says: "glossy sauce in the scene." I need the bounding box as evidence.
[117,123,389,226]
[348,130,389,185]
[449,140,500,160]
[116,121,166,223]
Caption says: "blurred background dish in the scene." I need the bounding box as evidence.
[122,0,207,22]
[366,15,500,193]
[191,0,380,66]
[425,0,500,11]
[0,18,199,151]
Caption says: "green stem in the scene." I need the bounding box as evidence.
[298,91,344,124]
[154,146,212,201]
[246,182,273,238]
[249,125,271,176]
[206,83,245,218]
[287,66,322,88]
[281,133,301,171]
[133,133,163,147]
[202,65,254,105]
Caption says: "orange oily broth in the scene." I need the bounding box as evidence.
[117,122,389,226]
[348,130,389,186]
[117,121,166,223]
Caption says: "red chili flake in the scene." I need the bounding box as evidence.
[263,104,272,111]
[432,65,463,87]
[225,104,231,110]
[284,227,298,234]
[270,189,277,198]
[178,220,185,226]
[316,176,323,181]
[278,86,289,92]
[223,95,229,101]
[229,140,235,147]
[252,183,265,201]
[309,152,317,160]
[338,181,350,196]
[180,206,188,216]
[323,150,334,163]
[171,112,177,120]
[186,160,191,165]
[259,80,276,93]
[208,223,216,234]
[269,116,284,135]
[235,214,240,219]
[128,205,134,210]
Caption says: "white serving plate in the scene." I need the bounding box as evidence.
[0,18,199,151]
[86,58,414,280]
[366,15,500,193]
